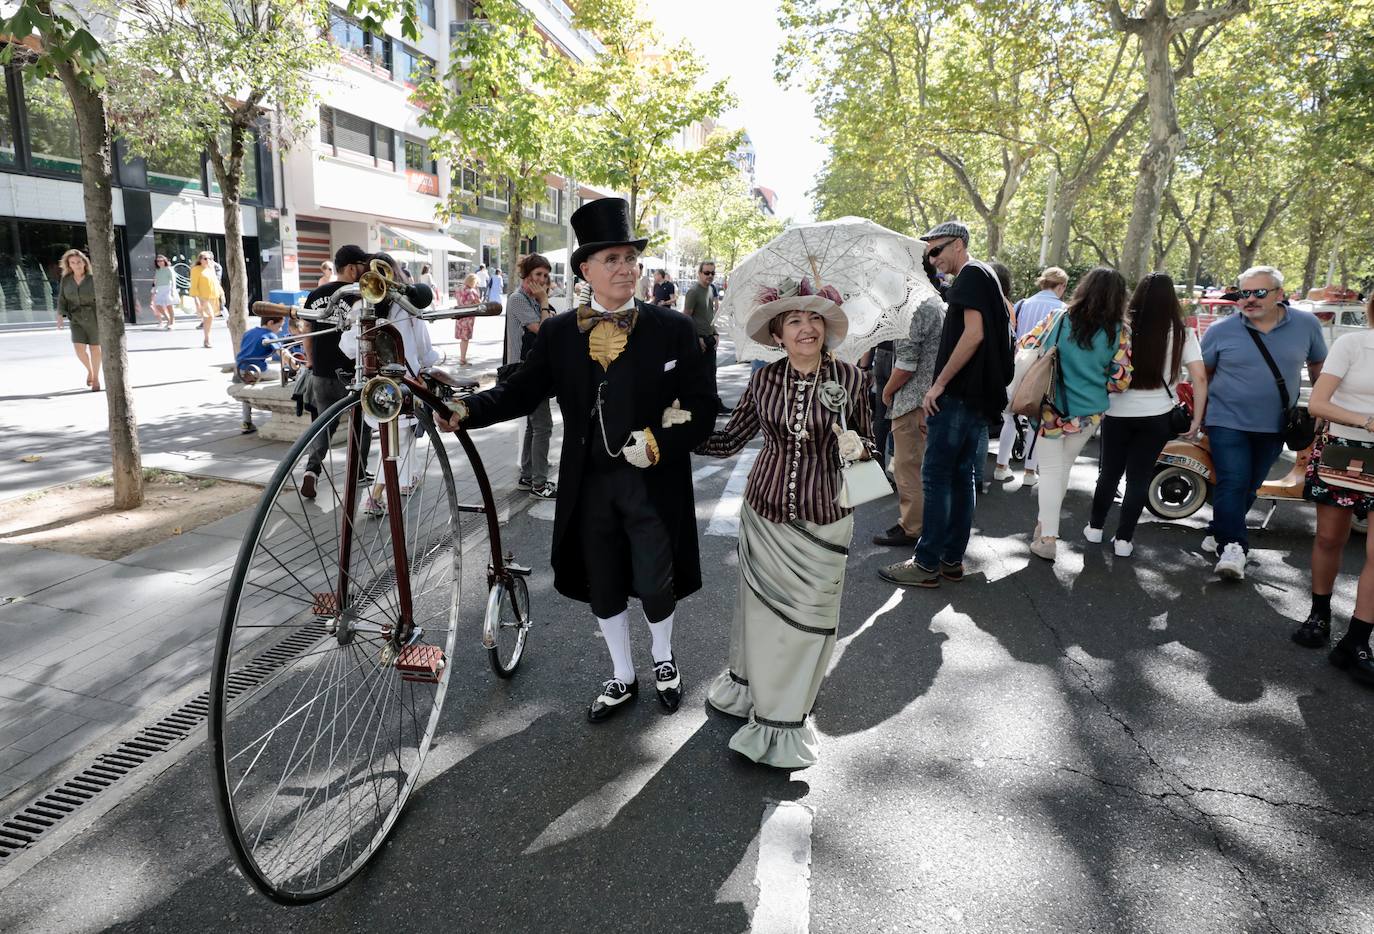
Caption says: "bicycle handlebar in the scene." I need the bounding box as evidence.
[251,298,503,323]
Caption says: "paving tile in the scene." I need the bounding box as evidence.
[114,530,241,583]
[24,563,205,619]
[0,544,106,599]
[0,600,102,670]
[0,721,111,790]
[6,711,88,753]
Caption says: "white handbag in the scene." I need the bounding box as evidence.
[835,404,892,509]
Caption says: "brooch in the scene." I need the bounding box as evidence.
[818,380,848,414]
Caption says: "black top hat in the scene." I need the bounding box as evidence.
[569,198,649,275]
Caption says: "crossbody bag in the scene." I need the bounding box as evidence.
[1244,326,1316,451]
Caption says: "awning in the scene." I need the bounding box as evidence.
[382,224,475,255]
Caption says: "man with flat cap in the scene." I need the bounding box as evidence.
[439,198,716,721]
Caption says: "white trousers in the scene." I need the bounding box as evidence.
[1035,428,1094,538]
[997,413,1038,470]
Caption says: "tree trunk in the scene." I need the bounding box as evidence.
[1186,243,1204,294]
[1121,20,1181,284]
[209,127,250,361]
[55,58,143,508]
[506,191,523,292]
[1300,212,1328,295]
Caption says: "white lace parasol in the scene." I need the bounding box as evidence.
[719,217,938,364]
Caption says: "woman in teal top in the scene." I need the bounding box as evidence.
[1020,266,1132,561]
[56,248,102,391]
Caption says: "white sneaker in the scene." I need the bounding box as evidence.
[1022,470,1039,488]
[1083,525,1104,544]
[1112,538,1134,557]
[1214,543,1246,580]
[1201,534,1217,554]
[994,465,1013,482]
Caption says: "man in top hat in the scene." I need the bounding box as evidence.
[438,198,717,721]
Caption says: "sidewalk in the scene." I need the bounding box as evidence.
[0,317,741,807]
[0,313,534,806]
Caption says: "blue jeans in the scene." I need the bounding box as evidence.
[1207,426,1284,553]
[914,395,986,568]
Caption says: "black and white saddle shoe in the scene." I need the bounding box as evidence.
[588,677,638,722]
[653,657,682,713]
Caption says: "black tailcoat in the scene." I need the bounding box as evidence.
[462,301,717,604]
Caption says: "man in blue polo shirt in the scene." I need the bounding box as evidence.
[1201,265,1326,580]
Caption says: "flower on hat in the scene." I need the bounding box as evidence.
[756,277,844,307]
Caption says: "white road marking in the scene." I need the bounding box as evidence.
[752,800,814,934]
[706,447,758,537]
[527,498,557,521]
[694,464,726,482]
[522,709,705,854]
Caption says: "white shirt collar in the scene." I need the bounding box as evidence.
[590,294,636,314]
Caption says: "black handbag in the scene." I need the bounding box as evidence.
[1245,327,1316,451]
[1163,382,1192,435]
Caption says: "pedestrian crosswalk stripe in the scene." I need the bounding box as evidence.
[706,447,759,537]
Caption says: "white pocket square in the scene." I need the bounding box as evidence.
[663,360,677,372]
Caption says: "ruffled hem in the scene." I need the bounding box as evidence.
[728,717,820,769]
[706,670,752,719]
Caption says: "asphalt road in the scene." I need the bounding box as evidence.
[3,365,1373,933]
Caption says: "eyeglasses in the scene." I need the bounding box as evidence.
[701,271,715,277]
[1236,288,1274,299]
[926,238,958,259]
[589,253,640,270]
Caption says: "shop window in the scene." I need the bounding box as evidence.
[0,218,91,327]
[21,70,80,177]
[146,143,204,194]
[0,75,16,168]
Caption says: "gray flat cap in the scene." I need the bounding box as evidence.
[919,220,970,244]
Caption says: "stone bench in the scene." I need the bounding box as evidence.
[226,374,321,443]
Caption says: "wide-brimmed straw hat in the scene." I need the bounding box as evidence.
[744,277,848,349]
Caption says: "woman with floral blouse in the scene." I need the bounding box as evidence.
[1021,266,1133,562]
[696,278,874,769]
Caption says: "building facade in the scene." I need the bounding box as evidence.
[0,59,281,331]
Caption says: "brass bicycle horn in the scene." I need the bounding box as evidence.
[359,258,395,305]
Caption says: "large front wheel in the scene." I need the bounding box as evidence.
[209,398,461,903]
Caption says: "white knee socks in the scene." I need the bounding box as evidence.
[597,611,635,683]
[648,611,674,664]
[597,609,675,681]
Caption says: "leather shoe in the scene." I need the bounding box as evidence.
[1291,613,1330,648]
[653,657,682,712]
[588,677,638,722]
[1329,639,1374,686]
[872,524,917,547]
[939,561,964,582]
[300,472,317,500]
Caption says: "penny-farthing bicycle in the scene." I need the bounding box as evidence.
[209,264,532,903]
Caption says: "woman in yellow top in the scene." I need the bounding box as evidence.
[189,251,224,348]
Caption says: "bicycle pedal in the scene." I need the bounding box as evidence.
[396,644,446,683]
[313,592,339,618]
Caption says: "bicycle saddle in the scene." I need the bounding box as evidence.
[423,366,479,392]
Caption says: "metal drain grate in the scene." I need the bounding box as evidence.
[0,620,329,863]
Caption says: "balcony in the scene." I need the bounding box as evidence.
[449,19,493,43]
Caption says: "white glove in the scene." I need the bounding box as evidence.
[623,430,657,468]
[574,280,592,307]
[833,426,865,462]
[661,400,692,428]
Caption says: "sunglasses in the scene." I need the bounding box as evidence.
[1236,288,1275,299]
[702,271,715,277]
[927,238,958,259]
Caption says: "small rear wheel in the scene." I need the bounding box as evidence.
[1147,465,1209,520]
[485,574,530,678]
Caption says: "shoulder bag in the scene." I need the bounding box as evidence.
[1162,382,1193,435]
[834,391,891,509]
[1010,311,1066,419]
[1315,441,1374,494]
[1244,327,1315,451]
